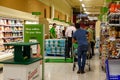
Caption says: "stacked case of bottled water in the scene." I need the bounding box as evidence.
[45,39,65,56]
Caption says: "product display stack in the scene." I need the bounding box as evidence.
[45,39,65,56]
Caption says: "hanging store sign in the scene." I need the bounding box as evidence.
[32,12,41,15]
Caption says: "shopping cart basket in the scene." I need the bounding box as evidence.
[105,59,120,80]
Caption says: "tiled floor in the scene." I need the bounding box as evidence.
[0,49,106,80]
[44,51,106,80]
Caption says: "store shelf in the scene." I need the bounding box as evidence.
[0,24,23,26]
[0,52,13,68]
[108,13,120,17]
[46,53,65,57]
[0,52,13,59]
[108,24,120,26]
[2,36,23,39]
[100,19,120,70]
[0,18,23,51]
[104,2,120,79]
[2,31,22,32]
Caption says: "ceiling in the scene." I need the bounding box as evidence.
[66,0,105,17]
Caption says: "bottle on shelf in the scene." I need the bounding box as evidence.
[116,15,119,24]
[109,16,112,24]
[111,15,114,24]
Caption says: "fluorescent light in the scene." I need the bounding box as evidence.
[88,16,98,20]
[84,12,90,14]
[79,0,82,1]
[81,4,85,7]
[83,8,86,11]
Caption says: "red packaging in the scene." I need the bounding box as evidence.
[109,3,117,13]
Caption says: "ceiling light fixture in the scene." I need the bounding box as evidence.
[85,12,90,14]
[83,8,86,11]
[79,0,82,1]
[81,4,85,7]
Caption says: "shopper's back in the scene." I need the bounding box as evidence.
[74,28,88,47]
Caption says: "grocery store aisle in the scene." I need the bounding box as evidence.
[45,49,106,80]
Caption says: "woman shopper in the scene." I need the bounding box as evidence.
[72,23,89,74]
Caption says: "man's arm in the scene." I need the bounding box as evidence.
[50,28,55,38]
[86,31,91,42]
[72,38,76,43]
[50,33,54,38]
[72,33,77,43]
[72,31,77,43]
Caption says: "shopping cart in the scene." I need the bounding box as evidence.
[105,59,120,80]
[72,42,91,71]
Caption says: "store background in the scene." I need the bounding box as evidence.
[0,0,119,80]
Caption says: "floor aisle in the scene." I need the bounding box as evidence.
[0,49,106,80]
[44,49,106,80]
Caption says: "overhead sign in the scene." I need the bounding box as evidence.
[32,12,41,15]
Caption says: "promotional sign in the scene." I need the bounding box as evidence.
[27,62,40,80]
[24,24,44,55]
[24,24,45,80]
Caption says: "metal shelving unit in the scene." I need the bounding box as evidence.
[105,3,120,79]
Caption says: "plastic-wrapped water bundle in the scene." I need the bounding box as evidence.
[56,47,60,53]
[58,39,65,44]
[51,47,55,53]
[45,47,51,54]
[45,42,50,47]
[61,47,65,53]
[45,39,66,56]
[49,39,53,44]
